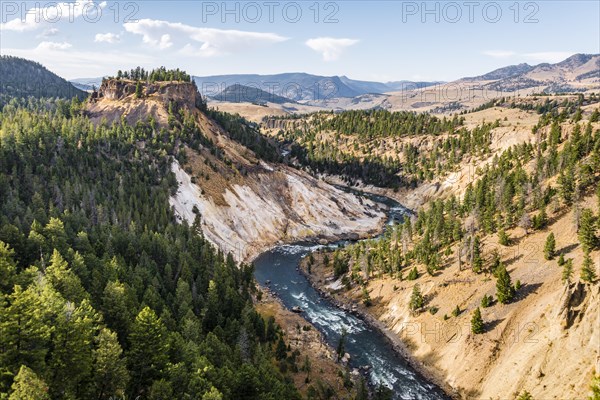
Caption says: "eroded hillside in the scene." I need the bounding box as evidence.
[86,79,386,261]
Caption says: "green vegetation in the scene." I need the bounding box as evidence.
[517,390,534,400]
[471,307,484,334]
[544,233,556,260]
[0,56,86,107]
[207,109,282,163]
[581,251,597,283]
[496,265,515,304]
[272,110,503,188]
[0,99,299,399]
[409,284,424,313]
[114,66,192,82]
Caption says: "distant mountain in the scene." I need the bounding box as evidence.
[0,56,86,105]
[212,84,296,104]
[70,77,105,91]
[468,63,535,81]
[194,73,438,101]
[465,53,599,93]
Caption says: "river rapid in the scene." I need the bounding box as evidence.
[253,192,449,400]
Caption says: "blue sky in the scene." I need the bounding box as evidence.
[1,1,598,80]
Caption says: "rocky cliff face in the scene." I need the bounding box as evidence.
[86,79,200,126]
[94,79,198,108]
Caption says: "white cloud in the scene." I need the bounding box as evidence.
[1,1,107,32]
[305,37,359,61]
[39,28,60,37]
[482,50,517,59]
[36,41,72,50]
[94,32,121,44]
[523,52,575,63]
[123,19,287,57]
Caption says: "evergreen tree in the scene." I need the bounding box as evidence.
[127,307,169,396]
[8,365,50,400]
[0,241,17,292]
[409,284,424,313]
[471,307,484,334]
[407,267,419,280]
[498,228,510,246]
[579,209,597,252]
[581,251,597,283]
[496,265,515,304]
[94,328,129,399]
[275,336,287,360]
[562,259,574,284]
[45,249,87,303]
[544,233,556,260]
[48,299,100,399]
[481,294,492,308]
[0,284,52,375]
[135,81,143,99]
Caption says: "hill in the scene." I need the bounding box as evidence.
[0,56,86,106]
[211,83,296,105]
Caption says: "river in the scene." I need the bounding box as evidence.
[253,192,449,399]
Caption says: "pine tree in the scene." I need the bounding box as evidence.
[562,259,574,284]
[579,209,597,252]
[135,81,143,99]
[498,228,510,246]
[275,336,287,360]
[481,294,492,308]
[127,307,169,396]
[9,365,50,400]
[471,307,484,334]
[48,299,100,398]
[581,251,597,283]
[409,284,424,313]
[45,249,87,303]
[0,241,17,292]
[0,284,52,374]
[94,328,129,399]
[544,233,556,260]
[496,265,515,304]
